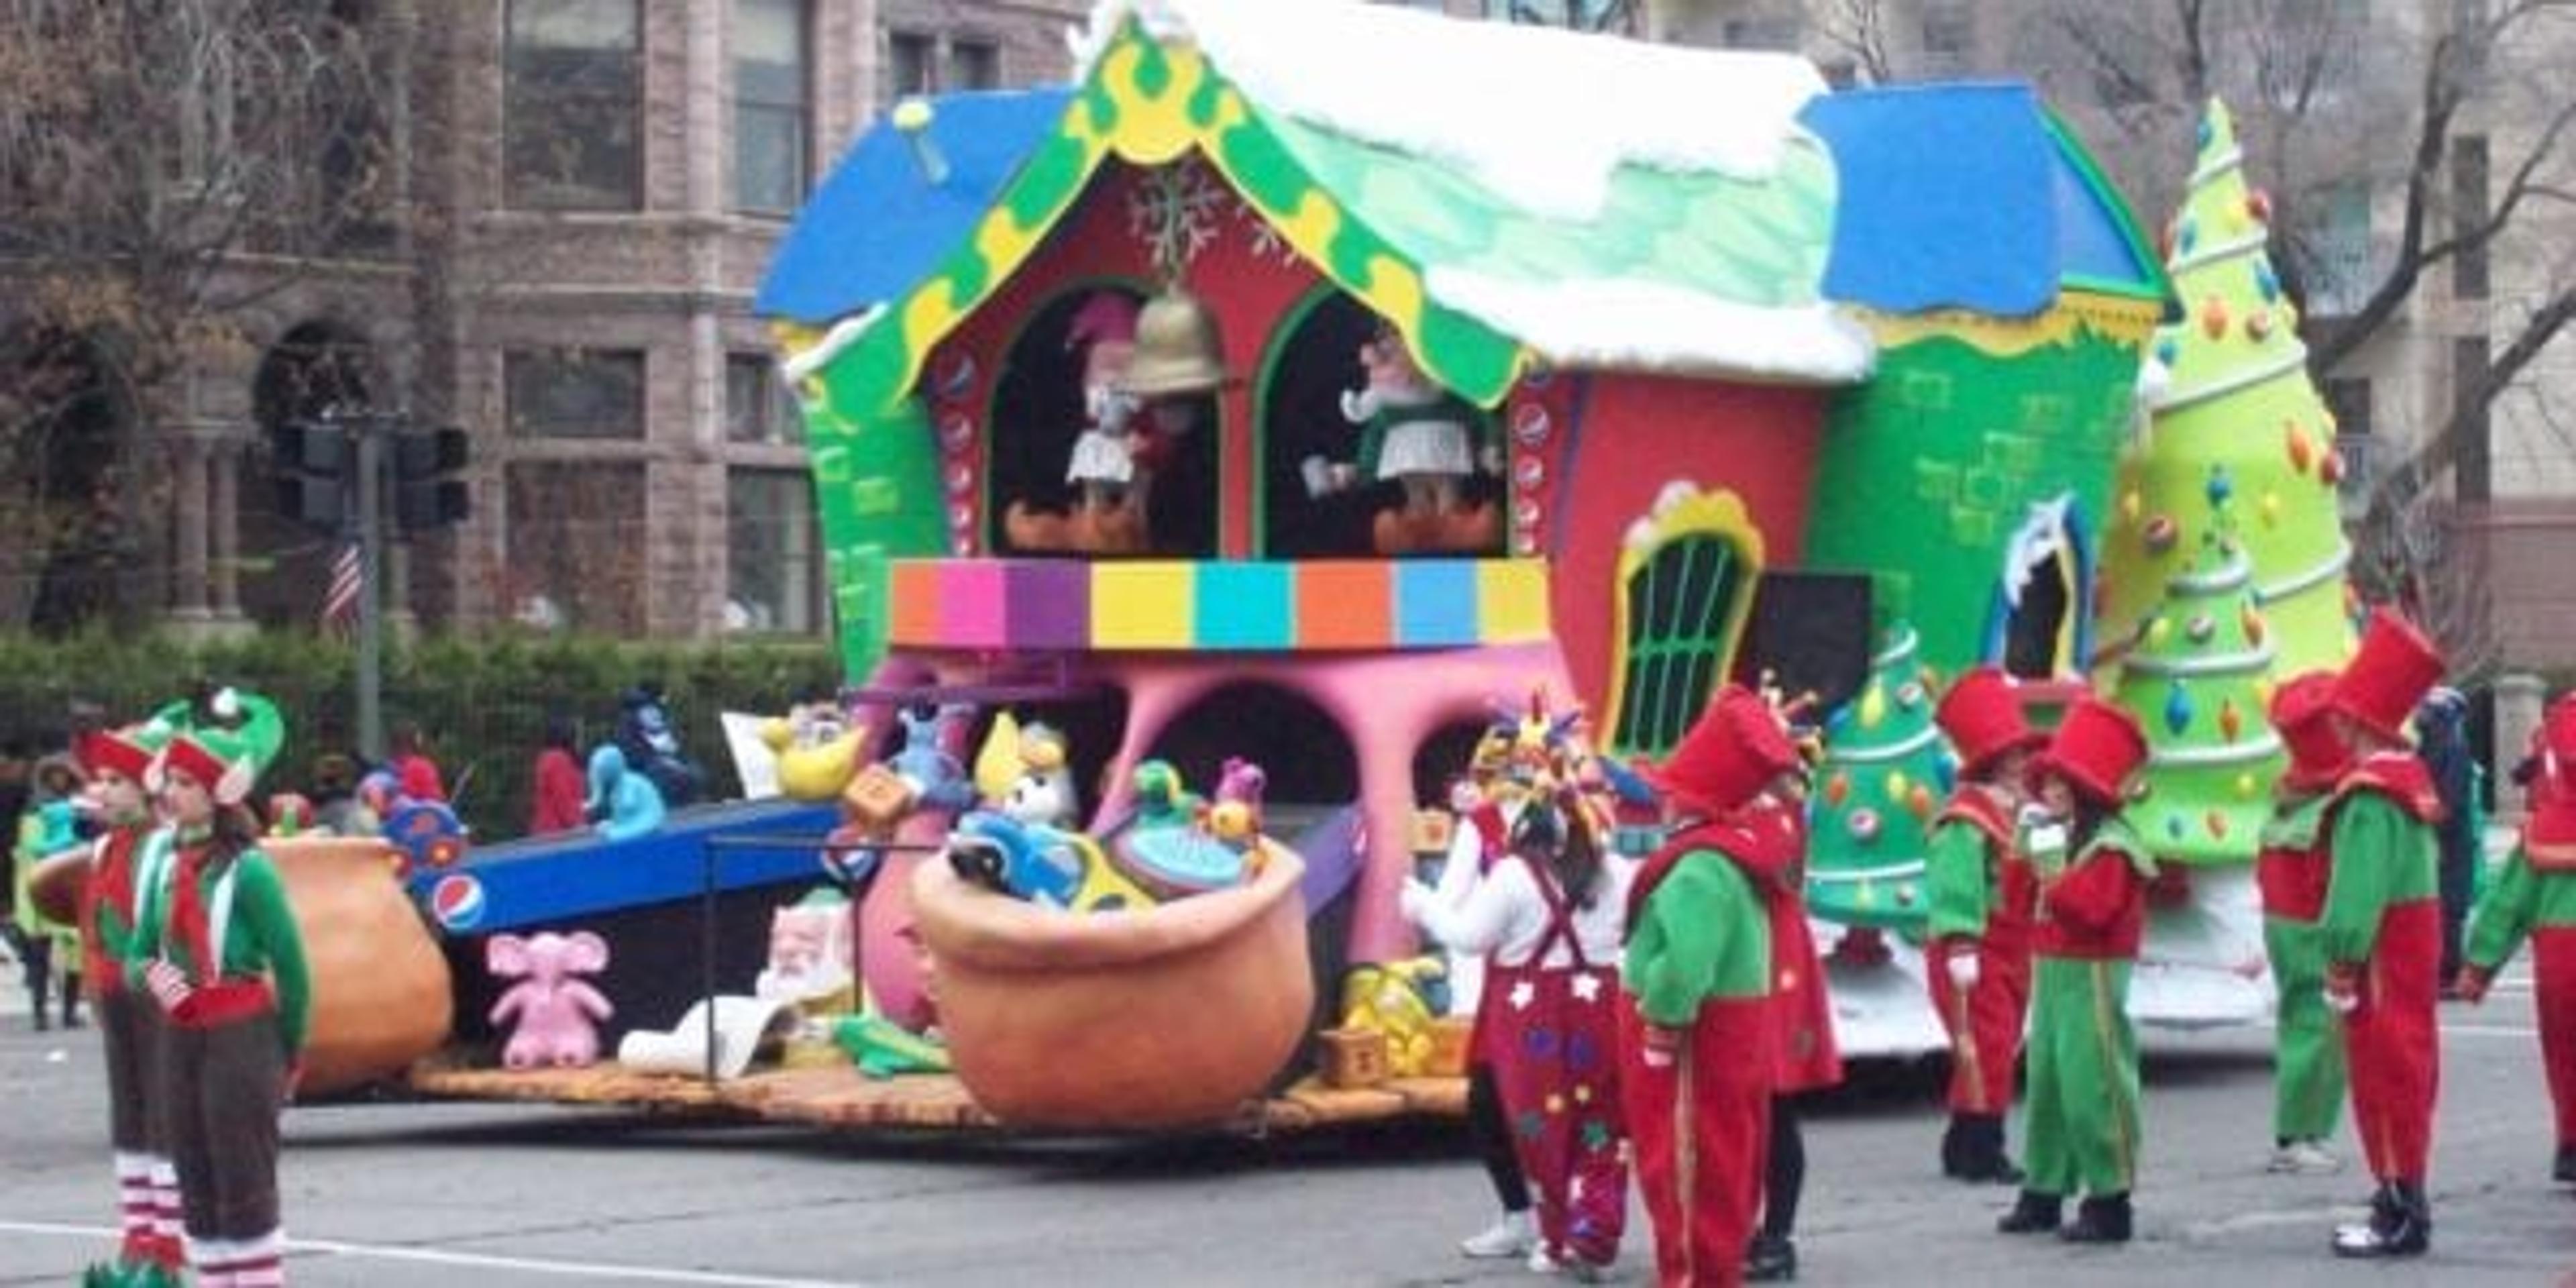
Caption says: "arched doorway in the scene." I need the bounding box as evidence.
[5,331,136,635]
[247,321,378,627]
[1992,496,2087,681]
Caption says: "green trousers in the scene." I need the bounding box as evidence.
[2263,914,2347,1142]
[2021,957,2140,1197]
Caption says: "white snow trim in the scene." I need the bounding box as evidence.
[2254,543,2353,603]
[1427,268,1874,384]
[781,306,886,384]
[2153,342,2311,415]
[1829,724,1945,765]
[1075,0,1825,222]
[2148,731,2284,768]
[2002,496,2074,610]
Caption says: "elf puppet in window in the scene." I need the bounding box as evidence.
[1315,324,1501,555]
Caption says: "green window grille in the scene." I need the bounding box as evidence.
[1613,533,1747,756]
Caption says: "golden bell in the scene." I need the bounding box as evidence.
[1119,287,1230,397]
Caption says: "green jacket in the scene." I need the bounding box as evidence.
[2467,844,2576,973]
[127,835,312,1056]
[2322,792,2440,967]
[1623,850,1772,1028]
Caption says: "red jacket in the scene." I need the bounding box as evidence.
[2031,817,2151,961]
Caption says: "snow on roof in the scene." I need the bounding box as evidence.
[1075,0,1828,223]
[1427,268,1873,386]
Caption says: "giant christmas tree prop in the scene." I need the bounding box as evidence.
[2098,98,2358,681]
[2106,467,2286,863]
[1808,621,1957,928]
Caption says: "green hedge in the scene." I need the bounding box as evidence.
[0,631,841,843]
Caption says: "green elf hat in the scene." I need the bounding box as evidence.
[152,688,286,806]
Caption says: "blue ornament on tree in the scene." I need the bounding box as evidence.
[2205,465,2235,508]
[2255,261,2281,303]
[2178,218,2199,255]
[2163,680,2195,737]
[2155,335,2180,368]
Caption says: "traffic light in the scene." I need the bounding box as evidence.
[393,425,470,530]
[272,417,350,532]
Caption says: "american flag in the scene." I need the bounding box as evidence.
[322,541,362,637]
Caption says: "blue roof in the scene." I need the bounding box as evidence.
[755,88,1074,325]
[2045,122,2163,293]
[1801,82,2059,317]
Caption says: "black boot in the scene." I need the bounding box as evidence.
[1744,1232,1797,1281]
[2554,1143,2576,1185]
[2060,1192,2133,1244]
[1941,1115,1974,1179]
[1970,1115,2024,1185]
[60,972,80,1028]
[2332,1182,2430,1258]
[1996,1190,2061,1234]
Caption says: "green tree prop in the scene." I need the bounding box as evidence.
[2105,466,2286,863]
[2098,97,2358,681]
[1808,621,1955,929]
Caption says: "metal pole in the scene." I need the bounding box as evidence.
[354,413,387,762]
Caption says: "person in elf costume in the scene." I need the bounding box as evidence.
[2255,672,2353,1176]
[128,689,309,1288]
[1744,748,1839,1284]
[1923,667,2045,1185]
[2315,609,2447,1258]
[1623,684,1802,1287]
[72,714,186,1288]
[2457,692,2576,1182]
[1429,725,1539,1260]
[1404,787,1633,1280]
[1996,694,2153,1246]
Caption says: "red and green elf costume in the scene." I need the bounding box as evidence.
[1624,685,1799,1287]
[2258,673,2351,1151]
[2320,609,2447,1258]
[2002,695,2151,1245]
[129,694,309,1288]
[1925,666,2045,1182]
[2459,694,2576,1181]
[72,720,185,1287]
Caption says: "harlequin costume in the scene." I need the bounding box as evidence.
[1743,790,1839,1282]
[2257,672,2351,1168]
[128,692,310,1288]
[1623,685,1801,1287]
[1998,696,2152,1245]
[1408,799,1632,1275]
[2318,610,2446,1258]
[1924,667,2045,1183]
[2460,694,2576,1182]
[72,718,186,1287]
[1431,732,1537,1259]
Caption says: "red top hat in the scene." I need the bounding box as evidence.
[2033,694,2149,809]
[2530,694,2576,859]
[1637,684,1802,819]
[2332,609,2445,744]
[1935,667,2045,780]
[2267,669,2349,794]
[74,727,155,784]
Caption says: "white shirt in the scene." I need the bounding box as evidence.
[1412,852,1635,971]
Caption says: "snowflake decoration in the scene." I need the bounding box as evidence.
[1127,157,1226,276]
[1237,192,1299,264]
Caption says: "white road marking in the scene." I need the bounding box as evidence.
[0,1220,866,1287]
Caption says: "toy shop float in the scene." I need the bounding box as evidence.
[379,3,2351,1133]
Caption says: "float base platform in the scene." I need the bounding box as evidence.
[406,1059,1468,1135]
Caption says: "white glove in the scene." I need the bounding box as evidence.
[2324,985,2359,1015]
[144,959,194,1013]
[1478,443,1505,475]
[1398,879,1434,924]
[1946,949,1980,990]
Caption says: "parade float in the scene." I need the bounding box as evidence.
[180,3,2391,1136]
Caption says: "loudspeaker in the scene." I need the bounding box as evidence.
[1731,572,1874,717]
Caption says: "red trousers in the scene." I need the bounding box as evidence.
[1623,997,1774,1287]
[2534,927,2576,1147]
[1928,939,2031,1114]
[1487,961,1627,1266]
[2345,900,2441,1183]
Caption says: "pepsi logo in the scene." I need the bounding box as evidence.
[429,875,486,932]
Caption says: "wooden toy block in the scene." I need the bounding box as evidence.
[1318,1026,1391,1089]
[1293,561,1391,649]
[1395,559,1479,647]
[1089,561,1195,648]
[1476,558,1552,641]
[1425,1016,1475,1078]
[1195,561,1293,649]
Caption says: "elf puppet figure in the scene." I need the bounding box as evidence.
[128,690,309,1288]
[2255,672,2355,1176]
[1336,324,1499,555]
[1998,696,2153,1246]
[1623,684,1803,1287]
[1924,667,2047,1185]
[2316,610,2447,1259]
[74,716,184,1287]
[2459,693,2576,1183]
[1061,291,1144,521]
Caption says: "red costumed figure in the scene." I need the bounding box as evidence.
[1406,788,1632,1278]
[2257,672,2353,1174]
[1745,771,1840,1283]
[130,692,310,1288]
[2318,610,2447,1258]
[1623,686,1804,1287]
[74,718,185,1287]
[2459,694,2576,1183]
[1923,667,2045,1184]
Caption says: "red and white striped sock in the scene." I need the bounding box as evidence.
[189,1233,237,1287]
[149,1157,185,1267]
[228,1228,286,1287]
[112,1151,154,1258]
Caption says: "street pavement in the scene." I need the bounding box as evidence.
[4,966,2574,1286]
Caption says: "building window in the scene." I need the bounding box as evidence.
[2325,378,2373,517]
[506,462,647,633]
[1921,2,1974,56]
[949,38,1000,91]
[1719,17,1803,50]
[884,30,934,106]
[728,469,826,634]
[505,0,642,211]
[726,354,805,445]
[2299,180,2373,318]
[2452,134,2489,301]
[506,350,646,439]
[2454,335,2491,502]
[733,0,810,215]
